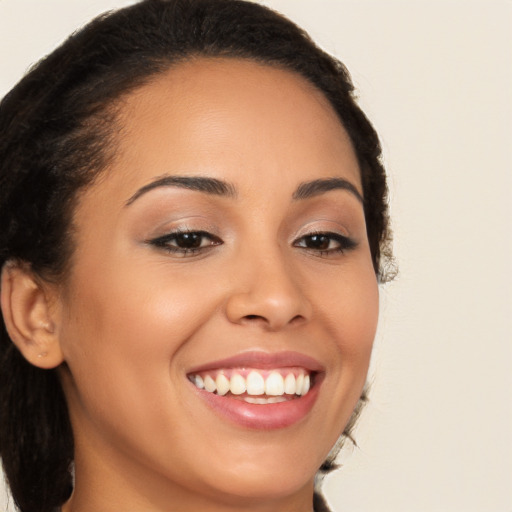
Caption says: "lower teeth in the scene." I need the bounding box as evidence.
[243,396,289,404]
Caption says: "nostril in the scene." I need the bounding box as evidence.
[226,289,312,330]
[241,314,276,327]
[241,313,306,330]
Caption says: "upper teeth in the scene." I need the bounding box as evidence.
[190,369,311,397]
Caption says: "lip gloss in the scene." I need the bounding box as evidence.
[190,377,322,430]
[186,351,324,429]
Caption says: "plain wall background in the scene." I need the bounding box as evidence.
[1,1,511,511]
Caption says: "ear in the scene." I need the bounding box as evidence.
[1,261,64,369]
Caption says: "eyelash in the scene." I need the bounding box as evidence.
[147,230,223,256]
[147,230,356,257]
[293,231,357,256]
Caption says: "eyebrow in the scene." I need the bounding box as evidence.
[125,174,363,207]
[125,175,237,206]
[292,177,363,203]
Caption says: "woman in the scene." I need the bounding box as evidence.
[0,0,392,511]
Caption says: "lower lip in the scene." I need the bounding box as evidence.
[190,377,322,430]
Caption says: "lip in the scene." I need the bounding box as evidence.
[187,350,325,374]
[186,351,325,430]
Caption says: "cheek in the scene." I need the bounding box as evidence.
[339,278,379,357]
[57,266,222,468]
[61,258,213,350]
[336,271,379,389]
[57,261,219,415]
[311,258,379,354]
[309,261,379,429]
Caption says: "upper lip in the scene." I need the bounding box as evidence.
[186,350,324,374]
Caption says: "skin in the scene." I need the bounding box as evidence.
[43,58,379,511]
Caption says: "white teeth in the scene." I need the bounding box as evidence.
[230,373,246,395]
[284,373,296,395]
[301,374,310,396]
[244,396,287,404]
[296,373,304,395]
[265,372,284,396]
[194,375,204,390]
[246,371,265,395]
[190,369,313,399]
[216,374,230,396]
[266,396,287,404]
[203,375,216,393]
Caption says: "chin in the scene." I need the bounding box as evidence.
[200,467,315,506]
[189,441,323,504]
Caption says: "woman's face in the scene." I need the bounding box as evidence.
[56,58,379,509]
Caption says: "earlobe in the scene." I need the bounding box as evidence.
[0,261,64,369]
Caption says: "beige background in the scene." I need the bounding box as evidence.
[1,1,511,511]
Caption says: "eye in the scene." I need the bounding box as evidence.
[293,232,356,256]
[147,230,222,257]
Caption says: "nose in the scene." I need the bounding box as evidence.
[225,249,312,331]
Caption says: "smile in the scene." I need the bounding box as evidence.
[188,368,312,403]
[186,352,323,429]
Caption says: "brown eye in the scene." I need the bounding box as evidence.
[148,230,222,256]
[294,232,357,255]
[303,234,331,251]
[174,232,204,249]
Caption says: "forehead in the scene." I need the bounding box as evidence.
[86,57,361,207]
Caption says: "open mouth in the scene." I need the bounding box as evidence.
[188,367,314,404]
[186,351,323,429]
